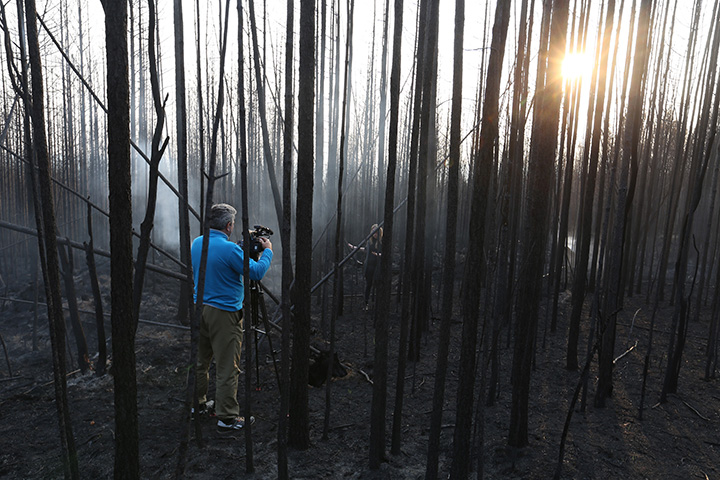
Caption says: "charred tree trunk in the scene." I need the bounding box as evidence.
[390,0,427,456]
[174,0,192,326]
[175,0,203,472]
[595,0,652,408]
[374,0,404,461]
[375,0,391,219]
[662,4,720,400]
[410,0,440,357]
[58,242,90,373]
[289,0,315,451]
[451,0,511,473]
[400,0,427,366]
[623,1,662,298]
[498,0,534,361]
[194,0,207,227]
[425,0,462,477]
[277,0,294,476]
[248,0,286,239]
[695,134,720,319]
[567,0,615,371]
[707,195,720,378]
[633,0,674,298]
[324,0,352,443]
[173,0,198,472]
[83,203,106,376]
[101,0,138,476]
[589,0,630,293]
[509,0,568,448]
[190,0,233,467]
[237,0,256,468]
[548,0,588,336]
[132,0,169,327]
[655,0,702,302]
[25,0,79,476]
[314,0,326,226]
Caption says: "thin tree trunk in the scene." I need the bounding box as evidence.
[58,241,90,373]
[248,0,286,238]
[191,0,234,472]
[315,0,327,224]
[101,0,138,476]
[195,0,207,228]
[589,0,629,293]
[451,0,511,474]
[618,2,663,306]
[83,203,106,376]
[509,0,568,448]
[411,0,440,359]
[277,0,294,475]
[400,0,427,367]
[375,0,390,219]
[174,0,192,326]
[236,0,256,467]
[681,0,720,312]
[132,0,169,327]
[325,0,353,442]
[655,0,702,302]
[548,0,588,335]
[595,0,652,408]
[624,0,665,297]
[567,0,615,371]
[289,0,315,450]
[391,0,427,454]
[661,3,720,400]
[706,172,720,378]
[173,0,199,471]
[504,0,535,354]
[327,0,341,213]
[425,0,463,477]
[370,0,404,463]
[77,1,87,204]
[633,0,673,298]
[24,0,79,476]
[694,139,720,319]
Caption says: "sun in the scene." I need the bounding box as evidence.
[562,52,594,81]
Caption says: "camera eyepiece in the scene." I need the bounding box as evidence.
[251,225,274,237]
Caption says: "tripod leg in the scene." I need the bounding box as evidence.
[251,284,261,390]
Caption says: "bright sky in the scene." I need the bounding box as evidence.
[16,0,718,171]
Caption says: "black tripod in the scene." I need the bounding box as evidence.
[248,279,281,390]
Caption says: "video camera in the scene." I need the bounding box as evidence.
[239,225,273,260]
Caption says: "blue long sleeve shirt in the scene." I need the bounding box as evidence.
[191,229,273,311]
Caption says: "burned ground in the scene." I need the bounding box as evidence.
[0,267,719,479]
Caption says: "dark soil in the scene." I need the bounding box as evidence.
[1,268,719,479]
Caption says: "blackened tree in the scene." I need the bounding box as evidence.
[101,0,138,476]
[289,0,315,450]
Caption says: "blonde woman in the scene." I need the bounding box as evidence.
[349,224,383,309]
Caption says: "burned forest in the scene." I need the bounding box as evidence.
[2,0,720,478]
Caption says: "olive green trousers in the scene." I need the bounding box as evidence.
[196,305,244,421]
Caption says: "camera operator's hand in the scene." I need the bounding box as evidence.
[258,236,272,252]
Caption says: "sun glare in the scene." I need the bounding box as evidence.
[562,52,593,81]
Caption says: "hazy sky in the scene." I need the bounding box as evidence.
[72,0,711,144]
[7,0,714,249]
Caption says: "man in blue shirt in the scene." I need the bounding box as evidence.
[191,203,273,433]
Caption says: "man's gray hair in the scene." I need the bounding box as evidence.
[208,203,237,230]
